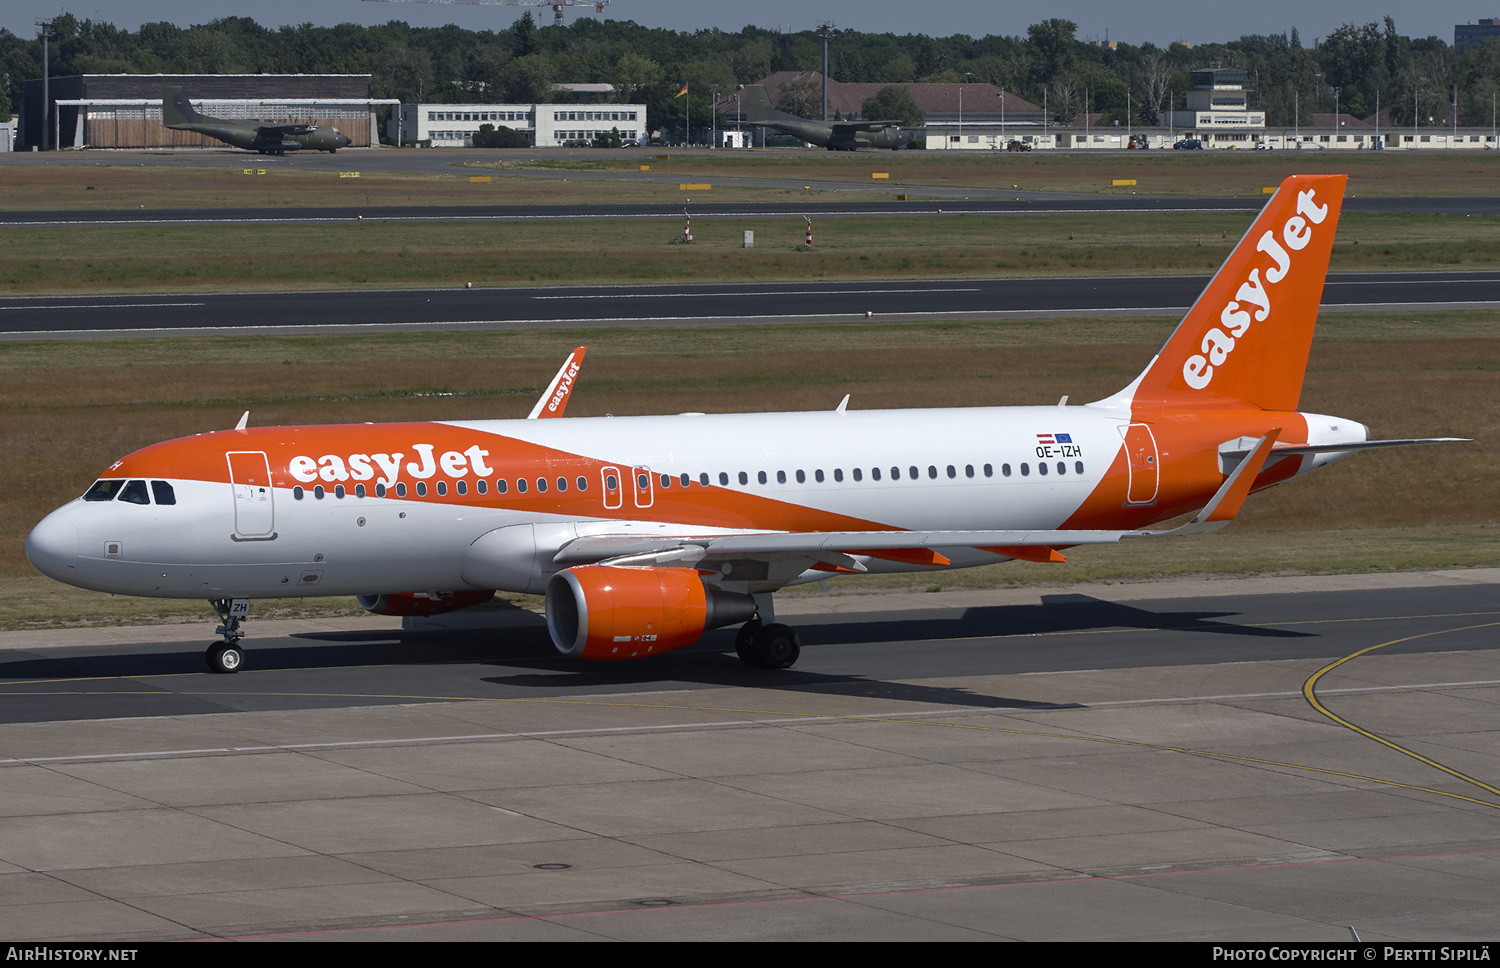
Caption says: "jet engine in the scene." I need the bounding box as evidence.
[545,565,757,660]
[356,590,496,616]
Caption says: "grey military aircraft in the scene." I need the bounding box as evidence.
[162,88,352,155]
[744,84,913,151]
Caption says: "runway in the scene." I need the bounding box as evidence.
[2,570,1498,940]
[3,270,1498,339]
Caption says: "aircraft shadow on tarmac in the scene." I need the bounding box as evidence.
[0,595,1311,716]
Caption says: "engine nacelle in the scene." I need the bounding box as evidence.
[356,590,496,616]
[545,566,757,660]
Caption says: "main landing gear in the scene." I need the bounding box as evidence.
[734,618,802,669]
[208,598,248,674]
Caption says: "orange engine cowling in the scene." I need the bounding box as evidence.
[545,565,757,660]
[356,590,496,616]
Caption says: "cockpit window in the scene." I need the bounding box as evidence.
[118,480,150,505]
[83,480,124,502]
[151,481,177,506]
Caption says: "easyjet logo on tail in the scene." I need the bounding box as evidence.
[548,360,580,413]
[1182,188,1329,390]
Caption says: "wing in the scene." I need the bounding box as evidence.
[552,433,1281,582]
[831,120,903,132]
[255,124,318,137]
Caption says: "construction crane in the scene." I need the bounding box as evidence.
[362,0,610,25]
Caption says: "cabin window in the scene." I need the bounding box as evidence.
[795,470,805,483]
[397,483,408,497]
[700,473,710,486]
[456,481,466,496]
[815,469,825,482]
[314,485,327,499]
[872,467,881,481]
[1057,462,1066,475]
[356,484,367,498]
[375,483,387,498]
[946,465,956,479]
[739,471,749,485]
[1075,461,1085,474]
[965,465,975,478]
[336,484,347,498]
[681,473,691,487]
[890,466,901,480]
[758,471,768,484]
[83,480,124,502]
[928,465,938,479]
[414,483,426,496]
[578,477,589,491]
[1020,464,1029,477]
[434,482,445,496]
[536,478,547,493]
[557,477,568,492]
[720,472,730,485]
[1001,464,1011,477]
[150,481,177,505]
[477,480,487,494]
[777,470,787,484]
[660,474,671,488]
[910,466,920,480]
[497,479,508,494]
[1038,463,1049,476]
[606,474,618,490]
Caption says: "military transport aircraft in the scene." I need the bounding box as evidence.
[26,175,1463,675]
[161,88,352,155]
[744,84,914,150]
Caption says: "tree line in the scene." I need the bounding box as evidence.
[2,12,1497,133]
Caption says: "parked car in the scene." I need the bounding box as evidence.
[1173,138,1204,150]
[1255,141,1274,150]
[1005,140,1032,151]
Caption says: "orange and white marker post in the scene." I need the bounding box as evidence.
[804,214,813,247]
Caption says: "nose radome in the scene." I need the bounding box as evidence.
[26,510,79,581]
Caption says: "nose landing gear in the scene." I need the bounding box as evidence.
[208,598,249,674]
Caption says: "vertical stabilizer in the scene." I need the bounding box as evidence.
[1118,173,1346,412]
[744,85,802,124]
[161,87,203,127]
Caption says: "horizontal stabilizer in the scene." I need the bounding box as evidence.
[1223,437,1470,456]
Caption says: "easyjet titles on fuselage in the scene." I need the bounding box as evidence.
[288,443,495,488]
[1182,187,1330,391]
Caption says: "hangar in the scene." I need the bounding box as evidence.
[19,74,391,150]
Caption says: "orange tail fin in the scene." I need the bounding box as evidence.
[1122,173,1346,412]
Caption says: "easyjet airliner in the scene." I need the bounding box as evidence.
[26,174,1460,674]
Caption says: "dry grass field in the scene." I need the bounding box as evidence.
[3,211,1499,295]
[2,150,1498,214]
[481,149,1500,197]
[2,313,1494,629]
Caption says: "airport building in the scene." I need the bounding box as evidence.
[1165,68,1265,145]
[1455,18,1500,53]
[18,74,390,150]
[392,102,646,147]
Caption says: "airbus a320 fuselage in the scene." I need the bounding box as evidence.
[26,175,1461,674]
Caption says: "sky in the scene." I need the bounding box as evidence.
[0,1,1486,49]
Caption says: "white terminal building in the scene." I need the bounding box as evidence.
[392,101,645,147]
